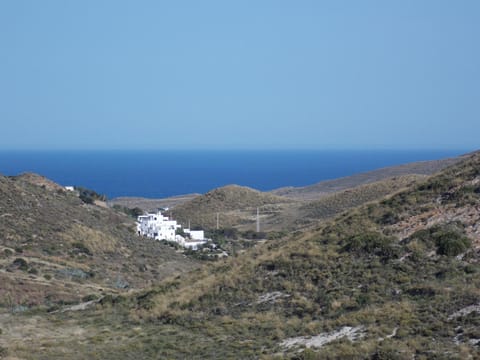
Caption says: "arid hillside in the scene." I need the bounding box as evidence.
[272,155,464,200]
[0,173,197,308]
[170,184,292,229]
[108,193,199,213]
[1,152,479,358]
[109,154,465,234]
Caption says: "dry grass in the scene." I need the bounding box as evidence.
[1,151,480,359]
[61,223,120,254]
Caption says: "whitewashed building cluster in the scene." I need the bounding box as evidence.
[136,211,207,250]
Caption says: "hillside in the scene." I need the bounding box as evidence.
[272,155,464,200]
[168,175,426,233]
[107,155,464,233]
[1,152,480,358]
[108,154,463,211]
[297,174,425,223]
[129,151,478,358]
[171,185,291,229]
[0,173,197,308]
[108,193,200,212]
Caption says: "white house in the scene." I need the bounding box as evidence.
[137,211,208,249]
[174,235,208,250]
[137,212,180,241]
[184,229,205,241]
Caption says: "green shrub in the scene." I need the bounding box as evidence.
[342,232,398,260]
[464,264,477,274]
[3,249,13,257]
[28,267,38,275]
[75,186,107,204]
[409,223,471,257]
[434,231,470,256]
[113,204,144,218]
[379,211,400,225]
[82,294,99,302]
[12,258,28,271]
[241,230,266,240]
[0,346,7,357]
[71,242,92,256]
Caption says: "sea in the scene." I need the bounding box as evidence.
[0,150,468,199]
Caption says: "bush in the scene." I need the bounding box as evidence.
[3,249,13,257]
[79,193,95,204]
[435,233,470,256]
[0,346,7,357]
[82,294,99,302]
[75,186,107,204]
[207,228,239,240]
[379,211,400,225]
[409,223,471,257]
[12,258,28,271]
[241,230,266,240]
[342,232,397,260]
[464,264,477,274]
[71,242,92,256]
[113,205,144,218]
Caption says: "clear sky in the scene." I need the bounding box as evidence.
[0,1,478,150]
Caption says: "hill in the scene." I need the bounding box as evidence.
[272,155,464,200]
[107,155,464,234]
[1,151,480,358]
[108,154,464,211]
[262,174,425,231]
[108,193,199,212]
[0,173,197,308]
[171,185,291,229]
[126,150,479,358]
[297,174,425,223]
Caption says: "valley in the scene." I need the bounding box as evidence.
[1,151,479,359]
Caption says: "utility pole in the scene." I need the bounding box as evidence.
[216,212,219,230]
[256,207,260,232]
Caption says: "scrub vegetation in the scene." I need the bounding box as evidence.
[1,152,479,358]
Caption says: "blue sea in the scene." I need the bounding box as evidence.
[0,150,468,199]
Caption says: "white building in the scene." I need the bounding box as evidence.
[137,211,208,249]
[137,212,180,241]
[175,235,208,250]
[184,229,205,241]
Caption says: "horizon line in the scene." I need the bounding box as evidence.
[0,147,475,153]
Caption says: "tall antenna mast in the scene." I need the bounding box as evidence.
[256,207,260,232]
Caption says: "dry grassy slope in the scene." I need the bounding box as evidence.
[272,155,464,200]
[108,193,200,212]
[116,151,480,358]
[298,175,425,222]
[171,184,292,229]
[252,175,425,232]
[109,155,464,234]
[172,175,426,233]
[0,174,197,307]
[2,152,480,359]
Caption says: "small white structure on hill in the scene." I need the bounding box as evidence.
[185,229,205,241]
[137,211,208,250]
[137,212,179,241]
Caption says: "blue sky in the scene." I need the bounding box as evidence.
[0,1,478,150]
